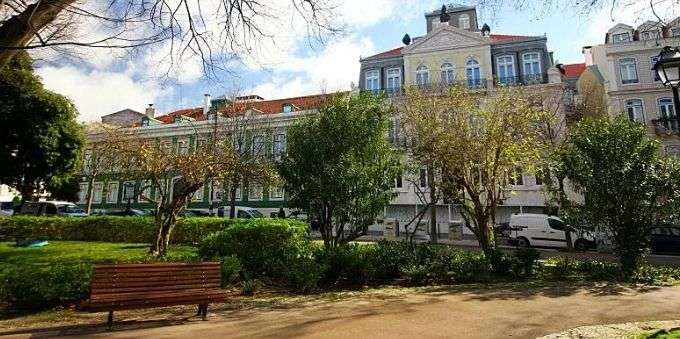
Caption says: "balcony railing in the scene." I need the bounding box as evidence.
[652,117,680,135]
[495,74,548,86]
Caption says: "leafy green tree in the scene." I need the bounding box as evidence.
[0,51,84,201]
[557,117,680,276]
[280,92,402,247]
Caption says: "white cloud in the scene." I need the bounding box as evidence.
[37,66,169,122]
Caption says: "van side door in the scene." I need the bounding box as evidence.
[544,218,568,248]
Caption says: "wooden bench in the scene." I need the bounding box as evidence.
[80,262,225,329]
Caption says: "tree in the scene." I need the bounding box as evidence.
[106,128,236,257]
[557,117,680,276]
[0,51,84,201]
[0,1,339,75]
[401,85,551,259]
[280,92,402,247]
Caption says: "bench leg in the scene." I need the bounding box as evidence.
[196,304,203,316]
[201,304,208,321]
[107,310,114,331]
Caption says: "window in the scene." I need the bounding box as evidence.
[394,173,403,189]
[228,183,242,200]
[386,68,401,93]
[282,104,294,113]
[619,58,639,84]
[651,55,661,81]
[459,14,470,29]
[415,65,429,87]
[612,32,631,44]
[270,184,285,200]
[419,168,428,188]
[93,182,103,204]
[273,133,286,161]
[122,181,136,201]
[106,182,119,203]
[160,140,173,154]
[388,119,400,144]
[248,183,263,201]
[252,134,265,157]
[465,59,481,88]
[625,99,645,123]
[440,63,455,84]
[522,52,541,82]
[177,139,189,155]
[78,183,88,203]
[534,168,545,186]
[640,30,659,40]
[211,180,224,202]
[548,218,565,231]
[672,27,680,37]
[658,97,678,131]
[139,180,152,201]
[365,70,379,91]
[193,185,204,202]
[196,139,207,151]
[496,55,516,84]
[509,168,524,186]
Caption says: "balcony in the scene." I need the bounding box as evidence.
[494,74,548,86]
[652,117,680,136]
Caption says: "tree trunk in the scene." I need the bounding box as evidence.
[475,213,496,258]
[557,176,574,251]
[19,181,35,203]
[427,167,437,244]
[229,184,237,219]
[150,209,176,257]
[85,176,95,215]
[0,0,77,68]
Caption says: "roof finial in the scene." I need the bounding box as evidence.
[439,4,450,23]
[402,33,411,45]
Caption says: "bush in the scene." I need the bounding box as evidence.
[220,255,242,287]
[316,244,374,286]
[0,262,92,310]
[0,216,227,244]
[198,218,313,290]
[512,248,541,278]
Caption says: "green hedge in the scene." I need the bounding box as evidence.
[0,216,228,244]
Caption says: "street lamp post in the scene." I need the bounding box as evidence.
[652,46,680,125]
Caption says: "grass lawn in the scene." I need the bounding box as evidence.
[0,241,198,268]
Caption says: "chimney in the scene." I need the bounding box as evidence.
[145,104,155,118]
[203,93,211,115]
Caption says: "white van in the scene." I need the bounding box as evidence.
[218,206,264,219]
[508,213,595,251]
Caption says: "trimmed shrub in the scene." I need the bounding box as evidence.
[220,255,242,287]
[512,248,541,278]
[0,262,93,310]
[316,244,374,286]
[0,216,227,244]
[198,218,313,290]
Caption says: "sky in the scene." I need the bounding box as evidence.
[32,0,679,122]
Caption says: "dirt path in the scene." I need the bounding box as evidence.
[3,283,680,339]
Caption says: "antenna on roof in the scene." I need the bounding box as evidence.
[402,33,411,45]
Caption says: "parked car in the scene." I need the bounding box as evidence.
[217,206,264,219]
[183,209,211,217]
[17,201,87,217]
[508,213,595,251]
[651,225,680,255]
[104,208,150,216]
[0,201,14,217]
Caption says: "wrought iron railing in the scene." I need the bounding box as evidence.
[652,117,680,134]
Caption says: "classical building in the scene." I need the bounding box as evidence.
[581,18,680,155]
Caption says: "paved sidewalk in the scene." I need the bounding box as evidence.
[5,284,680,338]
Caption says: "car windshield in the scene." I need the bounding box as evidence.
[57,204,85,214]
[249,210,264,218]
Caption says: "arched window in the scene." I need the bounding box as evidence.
[386,68,401,94]
[440,63,455,85]
[416,65,430,87]
[465,59,481,88]
[625,99,644,123]
[459,14,470,29]
[496,55,516,85]
[658,97,678,131]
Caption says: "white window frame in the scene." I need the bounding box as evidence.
[160,140,173,154]
[282,104,294,113]
[92,182,104,204]
[78,183,88,203]
[365,70,380,91]
[522,52,541,76]
[269,184,285,201]
[458,14,470,29]
[139,180,152,202]
[619,58,639,85]
[273,133,286,161]
[496,55,516,83]
[612,32,631,44]
[177,139,189,155]
[658,97,676,118]
[465,59,481,87]
[106,182,119,204]
[210,179,224,202]
[625,98,645,124]
[193,185,204,202]
[248,183,263,201]
[252,134,265,157]
[415,65,429,86]
[672,27,680,37]
[121,181,136,202]
[440,63,455,84]
[196,139,207,151]
[386,67,401,92]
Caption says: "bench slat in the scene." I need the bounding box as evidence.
[92,274,217,284]
[91,283,220,295]
[87,292,226,308]
[83,297,225,312]
[94,266,219,274]
[91,270,219,279]
[94,262,219,269]
[91,278,219,289]
[91,288,225,302]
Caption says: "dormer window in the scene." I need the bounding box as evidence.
[282,104,294,113]
[141,117,150,127]
[174,116,182,124]
[671,27,680,37]
[459,14,470,30]
[640,30,659,40]
[612,32,631,44]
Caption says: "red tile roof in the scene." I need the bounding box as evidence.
[363,47,404,60]
[153,93,336,124]
[561,63,587,78]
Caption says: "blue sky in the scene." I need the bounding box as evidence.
[34,0,676,122]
